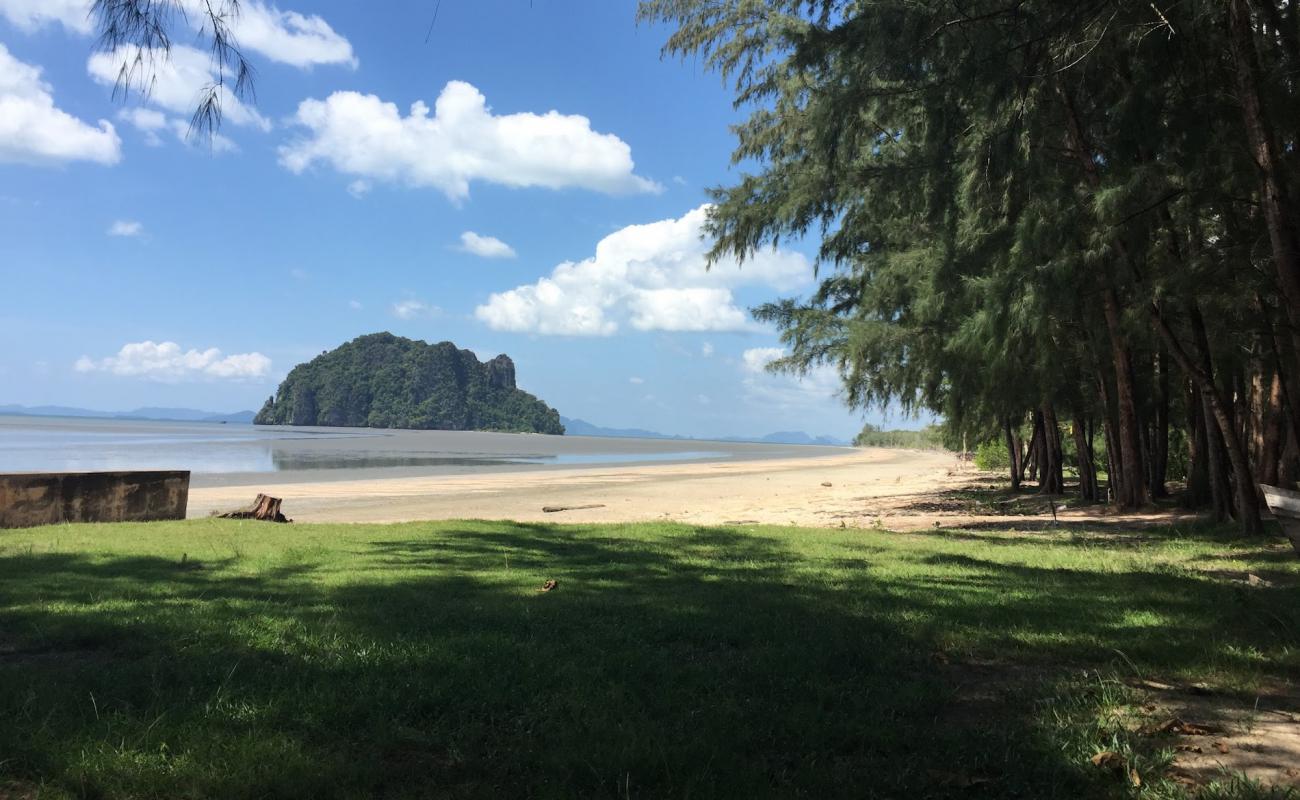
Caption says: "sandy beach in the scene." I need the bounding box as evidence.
[188,446,970,527]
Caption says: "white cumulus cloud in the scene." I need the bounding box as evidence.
[3,0,354,68]
[88,45,272,132]
[743,347,786,374]
[741,346,844,411]
[117,106,238,152]
[0,0,90,32]
[458,231,517,259]
[474,205,812,336]
[0,44,121,166]
[201,0,356,69]
[75,341,271,381]
[107,219,143,237]
[279,81,661,200]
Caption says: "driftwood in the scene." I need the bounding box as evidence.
[215,493,291,523]
[541,503,606,513]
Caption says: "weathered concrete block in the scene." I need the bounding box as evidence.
[0,471,190,529]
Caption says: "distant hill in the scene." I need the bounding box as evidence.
[560,416,848,446]
[0,404,256,423]
[255,333,564,434]
[747,431,849,446]
[559,417,685,440]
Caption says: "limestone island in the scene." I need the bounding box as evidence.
[254,332,564,434]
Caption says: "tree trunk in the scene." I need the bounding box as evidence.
[1184,383,1212,509]
[1058,84,1148,509]
[1151,349,1170,498]
[1258,366,1285,487]
[1004,416,1022,491]
[1150,302,1264,534]
[1102,287,1149,508]
[1026,414,1042,483]
[1227,0,1300,383]
[1039,403,1065,495]
[1072,411,1098,502]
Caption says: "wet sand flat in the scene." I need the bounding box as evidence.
[187,447,962,526]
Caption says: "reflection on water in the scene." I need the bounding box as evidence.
[269,450,728,471]
[0,417,731,475]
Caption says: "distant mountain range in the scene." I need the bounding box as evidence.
[559,417,849,447]
[0,405,256,424]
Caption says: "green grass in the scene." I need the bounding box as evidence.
[1,518,1297,798]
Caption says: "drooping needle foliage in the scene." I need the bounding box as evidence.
[641,0,1300,533]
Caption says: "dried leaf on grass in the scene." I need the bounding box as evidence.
[1091,751,1125,769]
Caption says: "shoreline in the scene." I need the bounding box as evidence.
[187,447,962,526]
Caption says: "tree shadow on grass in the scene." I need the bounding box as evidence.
[1,521,1297,798]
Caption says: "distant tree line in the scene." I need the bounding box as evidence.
[853,423,948,450]
[643,0,1300,534]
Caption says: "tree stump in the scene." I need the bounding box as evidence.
[215,494,291,523]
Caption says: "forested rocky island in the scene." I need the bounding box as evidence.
[254,333,564,434]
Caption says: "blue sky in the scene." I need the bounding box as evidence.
[0,0,901,439]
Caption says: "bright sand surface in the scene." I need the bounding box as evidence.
[188,447,966,527]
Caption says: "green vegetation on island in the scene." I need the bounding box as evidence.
[254,333,564,434]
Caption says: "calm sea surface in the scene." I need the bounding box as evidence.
[0,415,844,484]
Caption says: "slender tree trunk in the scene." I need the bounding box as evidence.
[1004,416,1022,491]
[1095,366,1121,504]
[1150,301,1265,534]
[1227,0,1300,382]
[1184,382,1212,508]
[1260,368,1285,486]
[1026,414,1043,483]
[1204,394,1235,522]
[1102,288,1149,508]
[1152,349,1170,498]
[1072,411,1098,501]
[1039,403,1065,495]
[1059,85,1148,509]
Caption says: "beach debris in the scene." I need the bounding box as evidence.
[541,504,606,513]
[215,494,291,523]
[539,579,558,592]
[821,481,833,487]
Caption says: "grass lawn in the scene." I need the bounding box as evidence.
[1,518,1297,798]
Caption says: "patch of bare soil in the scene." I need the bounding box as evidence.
[1126,681,1300,790]
[0,782,41,800]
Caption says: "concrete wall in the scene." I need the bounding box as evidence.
[0,471,189,529]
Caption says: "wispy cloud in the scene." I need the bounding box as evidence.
[107,219,143,237]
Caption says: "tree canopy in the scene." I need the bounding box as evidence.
[641,0,1300,533]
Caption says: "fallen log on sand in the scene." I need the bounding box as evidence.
[215,494,292,523]
[542,503,606,513]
